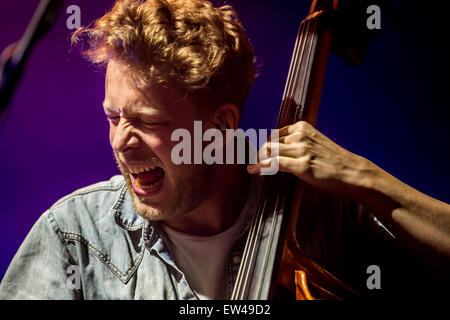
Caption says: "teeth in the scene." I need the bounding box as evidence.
[128,166,154,174]
[150,157,157,170]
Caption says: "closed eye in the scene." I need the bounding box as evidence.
[140,121,167,129]
[105,113,168,129]
[106,115,120,124]
[142,120,164,125]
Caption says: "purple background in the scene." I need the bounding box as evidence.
[0,0,449,280]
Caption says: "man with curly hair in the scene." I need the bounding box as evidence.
[0,0,449,300]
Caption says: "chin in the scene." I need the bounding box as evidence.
[115,153,211,221]
[122,171,177,220]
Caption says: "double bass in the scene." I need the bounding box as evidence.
[231,0,381,300]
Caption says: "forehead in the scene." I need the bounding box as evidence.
[104,61,194,118]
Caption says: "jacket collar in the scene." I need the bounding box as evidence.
[112,183,145,231]
[112,182,162,250]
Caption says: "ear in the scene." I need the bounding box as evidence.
[211,102,240,131]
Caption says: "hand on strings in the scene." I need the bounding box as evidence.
[247,120,374,196]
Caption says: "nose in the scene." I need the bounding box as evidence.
[110,118,140,153]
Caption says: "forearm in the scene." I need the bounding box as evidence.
[350,157,450,272]
[253,120,450,276]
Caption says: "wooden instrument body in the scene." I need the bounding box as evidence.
[232,0,374,300]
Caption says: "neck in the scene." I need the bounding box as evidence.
[164,164,250,236]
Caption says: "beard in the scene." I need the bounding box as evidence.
[114,152,212,221]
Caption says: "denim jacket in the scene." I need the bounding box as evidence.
[0,175,258,300]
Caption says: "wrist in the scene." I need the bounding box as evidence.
[344,155,381,199]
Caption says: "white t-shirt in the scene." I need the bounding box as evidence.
[162,177,261,300]
[162,201,249,299]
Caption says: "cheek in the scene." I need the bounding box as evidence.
[143,131,173,160]
[144,131,166,149]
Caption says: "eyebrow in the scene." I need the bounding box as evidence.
[102,102,120,114]
[102,101,171,121]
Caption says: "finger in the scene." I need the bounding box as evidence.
[257,142,277,161]
[248,155,310,176]
[278,131,305,144]
[277,120,312,138]
[258,142,307,160]
[247,157,279,175]
[266,130,305,146]
[276,155,309,175]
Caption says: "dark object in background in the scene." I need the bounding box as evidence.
[0,0,64,124]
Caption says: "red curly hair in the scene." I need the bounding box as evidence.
[72,0,256,113]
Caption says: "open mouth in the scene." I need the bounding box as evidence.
[128,166,165,196]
